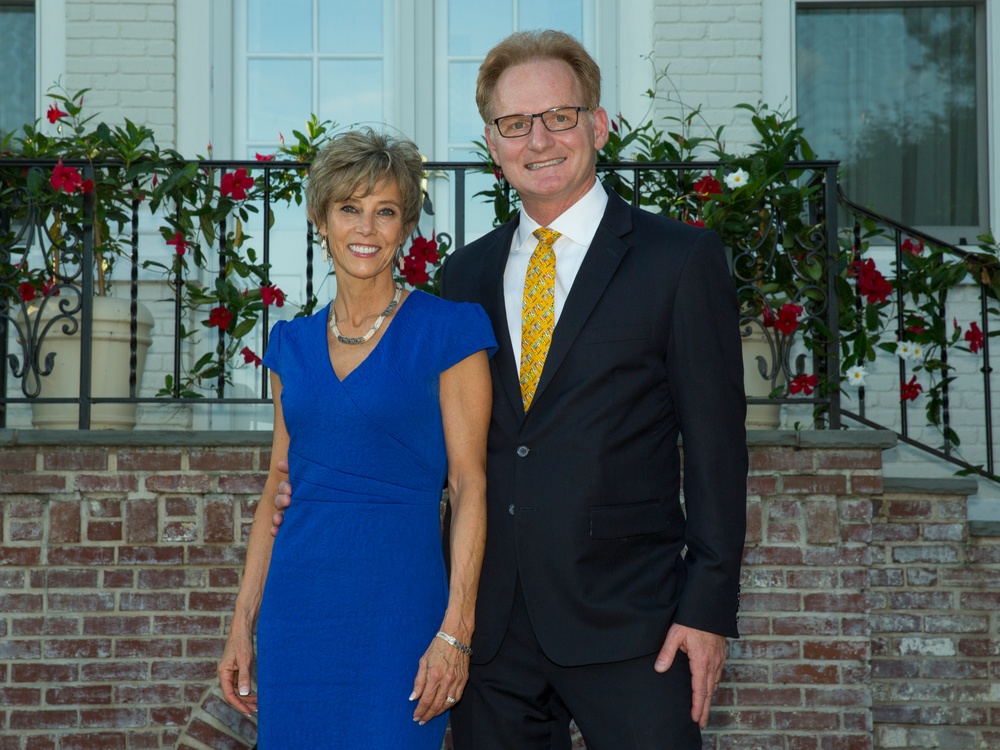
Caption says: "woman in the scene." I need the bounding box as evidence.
[217,128,495,748]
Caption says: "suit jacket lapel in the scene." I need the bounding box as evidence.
[478,219,525,422]
[531,190,633,408]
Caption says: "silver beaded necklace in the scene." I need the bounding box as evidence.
[329,284,403,345]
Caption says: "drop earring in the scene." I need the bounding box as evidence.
[395,244,405,271]
[320,236,331,262]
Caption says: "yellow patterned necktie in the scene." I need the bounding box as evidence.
[520,227,561,410]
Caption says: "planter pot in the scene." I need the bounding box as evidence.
[27,296,154,430]
[742,329,785,430]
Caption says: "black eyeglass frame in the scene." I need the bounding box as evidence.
[490,106,592,138]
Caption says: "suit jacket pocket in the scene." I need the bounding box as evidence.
[589,499,676,540]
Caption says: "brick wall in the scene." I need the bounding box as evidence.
[64,0,177,147]
[1,430,998,749]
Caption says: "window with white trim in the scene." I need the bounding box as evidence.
[0,0,35,140]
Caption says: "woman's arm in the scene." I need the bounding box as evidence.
[217,371,290,716]
[410,349,491,724]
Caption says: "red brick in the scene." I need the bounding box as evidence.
[804,593,867,613]
[0,449,36,470]
[750,448,815,471]
[83,616,151,636]
[76,474,138,493]
[163,521,197,542]
[190,449,254,471]
[150,660,216,680]
[43,447,109,471]
[152,615,224,635]
[218,475,266,494]
[773,664,839,684]
[60,734,126,750]
[86,499,123,518]
[48,592,116,612]
[117,448,182,471]
[118,546,184,565]
[10,709,79,729]
[885,500,934,519]
[0,639,41,659]
[165,497,198,516]
[773,616,841,636]
[45,568,99,588]
[47,546,115,566]
[783,475,848,495]
[126,499,159,543]
[814,449,882,470]
[850,475,883,494]
[803,687,869,706]
[741,592,802,612]
[774,709,841,730]
[87,520,123,541]
[8,498,44,516]
[104,570,135,588]
[11,521,43,541]
[766,522,801,544]
[185,717,249,749]
[0,687,42,705]
[747,475,778,495]
[742,546,804,565]
[768,499,803,519]
[81,708,147,727]
[80,662,150,681]
[42,639,112,659]
[149,707,192,725]
[0,594,43,613]
[186,638,224,658]
[45,686,113,705]
[24,738,57,750]
[144,474,212,493]
[115,684,181,704]
[1,473,67,493]
[11,663,78,682]
[49,502,82,543]
[12,617,80,636]
[805,499,840,544]
[119,593,186,611]
[204,498,235,542]
[115,638,182,658]
[737,687,803,706]
[0,546,42,565]
[190,592,237,611]
[209,569,240,588]
[188,546,246,565]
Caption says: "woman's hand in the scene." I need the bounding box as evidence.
[217,627,258,717]
[409,636,470,724]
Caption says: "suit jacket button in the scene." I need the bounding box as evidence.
[516,445,529,457]
[508,504,515,516]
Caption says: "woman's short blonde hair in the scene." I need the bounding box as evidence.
[306,128,424,236]
[476,30,601,124]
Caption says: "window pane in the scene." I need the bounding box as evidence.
[796,5,982,229]
[248,0,312,53]
[449,0,512,56]
[448,61,481,143]
[0,4,34,138]
[247,59,312,142]
[320,59,384,127]
[319,0,382,54]
[520,0,583,40]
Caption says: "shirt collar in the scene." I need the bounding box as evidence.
[516,178,608,249]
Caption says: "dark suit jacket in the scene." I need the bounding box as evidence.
[441,187,747,667]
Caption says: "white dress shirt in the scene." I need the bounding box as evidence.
[503,178,609,368]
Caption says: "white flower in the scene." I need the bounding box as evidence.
[724,168,749,189]
[845,365,868,387]
[909,344,924,360]
[897,341,913,360]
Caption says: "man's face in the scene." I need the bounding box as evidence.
[485,58,609,223]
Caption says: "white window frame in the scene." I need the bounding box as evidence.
[762,0,998,244]
[35,0,65,123]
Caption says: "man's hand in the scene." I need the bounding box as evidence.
[654,623,726,728]
[270,459,292,537]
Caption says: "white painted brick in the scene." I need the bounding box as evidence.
[117,21,174,40]
[93,5,149,22]
[66,2,93,21]
[681,6,735,24]
[66,21,120,39]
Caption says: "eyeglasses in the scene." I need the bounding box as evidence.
[491,106,591,138]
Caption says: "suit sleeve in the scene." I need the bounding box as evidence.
[668,229,748,638]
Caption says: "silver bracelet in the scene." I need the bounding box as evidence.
[435,630,473,657]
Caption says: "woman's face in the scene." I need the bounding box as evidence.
[319,179,407,284]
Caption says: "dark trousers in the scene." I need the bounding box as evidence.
[450,581,702,750]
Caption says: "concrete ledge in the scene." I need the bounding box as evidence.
[969,520,1000,537]
[746,429,897,449]
[881,476,980,497]
[0,429,272,447]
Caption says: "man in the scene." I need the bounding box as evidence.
[276,30,747,749]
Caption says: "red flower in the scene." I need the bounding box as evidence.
[166,232,190,256]
[46,104,68,124]
[965,321,984,354]
[773,303,803,336]
[900,375,923,402]
[255,153,276,162]
[401,254,430,286]
[762,306,776,327]
[901,238,924,256]
[40,279,57,297]
[611,117,619,133]
[240,347,262,368]
[208,306,234,330]
[684,219,706,228]
[81,179,94,195]
[18,281,36,302]
[789,374,818,396]
[50,159,84,193]
[849,258,892,305]
[260,284,285,307]
[692,175,722,199]
[220,168,254,200]
[408,236,439,265]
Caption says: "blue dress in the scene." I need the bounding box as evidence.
[255,291,496,749]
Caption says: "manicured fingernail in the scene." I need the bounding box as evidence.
[239,687,250,696]
[408,691,417,701]
[419,721,426,726]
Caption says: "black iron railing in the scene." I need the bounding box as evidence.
[2,157,996,481]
